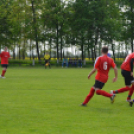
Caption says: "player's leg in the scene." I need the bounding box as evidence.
[96,89,115,103]
[1,64,7,78]
[126,77,134,107]
[49,60,51,68]
[111,70,133,106]
[45,60,47,68]
[126,78,134,101]
[82,80,102,105]
[111,86,131,94]
[82,87,95,105]
[94,81,115,103]
[111,70,131,94]
[96,89,112,97]
[126,84,134,107]
[126,85,134,100]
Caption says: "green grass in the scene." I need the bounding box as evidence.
[0,67,133,134]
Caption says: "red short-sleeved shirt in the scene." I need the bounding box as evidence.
[94,55,116,83]
[0,51,10,64]
[121,53,134,72]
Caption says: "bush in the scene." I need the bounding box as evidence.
[8,59,123,68]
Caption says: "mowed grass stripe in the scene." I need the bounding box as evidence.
[0,67,133,134]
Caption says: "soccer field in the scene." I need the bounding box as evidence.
[0,67,133,134]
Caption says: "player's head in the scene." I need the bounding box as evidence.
[4,47,8,52]
[101,46,108,54]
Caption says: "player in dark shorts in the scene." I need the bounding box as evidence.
[111,53,134,106]
[0,47,11,78]
[44,52,51,68]
[81,46,118,106]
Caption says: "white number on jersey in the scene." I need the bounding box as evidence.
[103,62,108,70]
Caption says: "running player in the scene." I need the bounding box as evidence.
[110,52,134,106]
[82,46,118,106]
[0,47,11,78]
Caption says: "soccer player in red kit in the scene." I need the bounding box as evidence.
[82,46,118,106]
[110,53,134,106]
[0,47,11,78]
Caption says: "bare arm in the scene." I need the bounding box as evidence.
[88,68,97,79]
[112,66,118,83]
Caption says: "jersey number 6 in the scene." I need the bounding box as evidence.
[103,62,108,70]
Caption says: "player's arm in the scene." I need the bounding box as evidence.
[88,68,97,79]
[88,57,99,79]
[130,58,134,76]
[111,59,118,83]
[113,66,118,83]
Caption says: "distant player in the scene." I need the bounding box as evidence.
[111,52,134,106]
[0,47,11,78]
[44,52,51,69]
[82,46,118,106]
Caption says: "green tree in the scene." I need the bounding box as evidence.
[119,0,134,52]
[42,0,69,61]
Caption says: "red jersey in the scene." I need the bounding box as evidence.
[0,51,10,64]
[121,53,134,71]
[94,55,116,83]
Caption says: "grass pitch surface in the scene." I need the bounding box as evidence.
[0,67,133,134]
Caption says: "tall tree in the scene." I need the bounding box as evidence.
[119,0,134,52]
[42,0,68,61]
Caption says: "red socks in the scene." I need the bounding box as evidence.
[1,70,6,77]
[96,90,112,98]
[127,85,134,100]
[83,85,134,104]
[83,87,95,104]
[112,86,134,100]
[83,88,113,105]
[113,86,131,94]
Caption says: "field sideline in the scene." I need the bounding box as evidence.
[0,67,133,134]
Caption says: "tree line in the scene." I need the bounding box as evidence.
[0,0,134,61]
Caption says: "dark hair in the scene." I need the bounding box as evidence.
[102,46,108,53]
